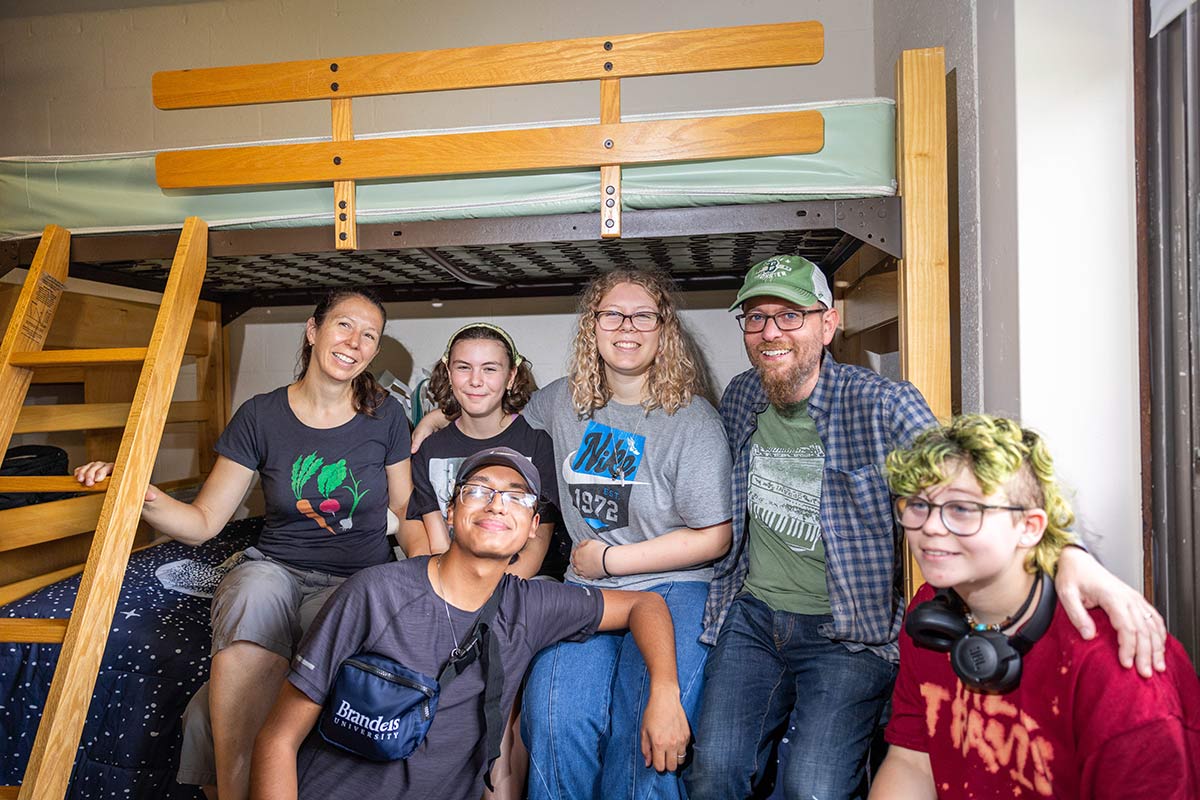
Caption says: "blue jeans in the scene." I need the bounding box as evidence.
[522,581,710,800]
[684,593,896,800]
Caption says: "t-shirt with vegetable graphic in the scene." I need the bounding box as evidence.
[291,452,371,533]
[212,386,411,576]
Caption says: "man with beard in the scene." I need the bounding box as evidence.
[684,255,1169,800]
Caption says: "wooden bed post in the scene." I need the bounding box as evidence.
[896,47,951,597]
[332,97,357,250]
[600,76,622,238]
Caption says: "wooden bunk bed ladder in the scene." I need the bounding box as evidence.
[0,217,208,800]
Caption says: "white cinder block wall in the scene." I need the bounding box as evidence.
[0,0,877,156]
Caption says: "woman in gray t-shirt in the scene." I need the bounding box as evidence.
[519,269,733,800]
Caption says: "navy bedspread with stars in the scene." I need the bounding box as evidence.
[0,517,262,799]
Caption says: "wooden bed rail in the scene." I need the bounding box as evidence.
[153,21,826,247]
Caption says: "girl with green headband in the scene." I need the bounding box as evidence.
[401,322,568,581]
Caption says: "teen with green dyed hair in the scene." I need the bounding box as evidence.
[872,414,1200,800]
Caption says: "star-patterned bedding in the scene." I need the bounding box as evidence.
[0,517,262,799]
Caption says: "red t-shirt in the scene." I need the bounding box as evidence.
[886,583,1200,799]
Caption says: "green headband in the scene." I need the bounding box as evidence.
[441,322,524,369]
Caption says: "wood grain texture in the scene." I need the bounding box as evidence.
[156,110,823,189]
[0,286,212,356]
[0,477,106,494]
[195,301,227,475]
[0,225,70,459]
[600,78,622,239]
[153,21,823,109]
[15,400,208,434]
[896,47,951,599]
[9,348,148,368]
[0,495,105,554]
[332,98,357,250]
[0,619,68,644]
[0,538,180,608]
[17,217,207,800]
[839,270,899,337]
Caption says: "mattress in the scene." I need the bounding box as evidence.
[0,99,895,240]
[0,518,262,800]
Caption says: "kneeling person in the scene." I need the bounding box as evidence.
[873,415,1200,799]
[251,447,690,799]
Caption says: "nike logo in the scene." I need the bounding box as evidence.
[562,452,649,487]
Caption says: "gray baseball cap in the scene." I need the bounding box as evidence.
[455,446,541,496]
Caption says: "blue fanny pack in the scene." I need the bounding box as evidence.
[318,581,505,783]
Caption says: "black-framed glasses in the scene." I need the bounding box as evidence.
[735,309,825,333]
[893,496,1027,537]
[594,311,663,332]
[457,482,538,511]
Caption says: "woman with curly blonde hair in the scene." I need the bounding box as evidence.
[411,269,732,800]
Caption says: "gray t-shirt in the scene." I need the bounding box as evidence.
[289,557,603,800]
[523,378,733,591]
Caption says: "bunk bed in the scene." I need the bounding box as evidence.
[0,20,951,800]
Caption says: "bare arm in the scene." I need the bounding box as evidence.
[868,745,936,800]
[506,522,553,579]
[597,589,690,772]
[250,682,321,800]
[572,520,732,581]
[1054,546,1167,677]
[76,455,254,546]
[386,459,413,521]
[410,409,449,453]
[415,511,450,555]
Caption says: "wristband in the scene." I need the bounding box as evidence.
[601,545,614,578]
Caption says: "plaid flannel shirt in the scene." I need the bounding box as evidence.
[701,352,936,662]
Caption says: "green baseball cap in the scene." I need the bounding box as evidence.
[729,255,834,312]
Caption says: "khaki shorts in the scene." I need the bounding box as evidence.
[176,547,345,787]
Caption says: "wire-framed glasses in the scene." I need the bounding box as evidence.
[594,311,663,332]
[893,496,1027,537]
[735,309,825,333]
[457,482,538,511]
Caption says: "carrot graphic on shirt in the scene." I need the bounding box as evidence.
[291,452,336,534]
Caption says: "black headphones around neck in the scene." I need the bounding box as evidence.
[905,571,1057,694]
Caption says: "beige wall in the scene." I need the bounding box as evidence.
[1,0,875,156]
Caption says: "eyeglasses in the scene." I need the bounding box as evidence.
[735,309,825,333]
[457,482,538,511]
[893,496,1027,537]
[594,311,662,332]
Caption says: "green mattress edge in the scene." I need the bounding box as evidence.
[0,101,895,240]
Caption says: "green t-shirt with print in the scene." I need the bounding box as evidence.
[743,400,831,615]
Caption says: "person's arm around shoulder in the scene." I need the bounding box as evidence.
[868,745,937,800]
[1053,547,1166,677]
[596,589,690,772]
[250,682,322,800]
[74,455,254,546]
